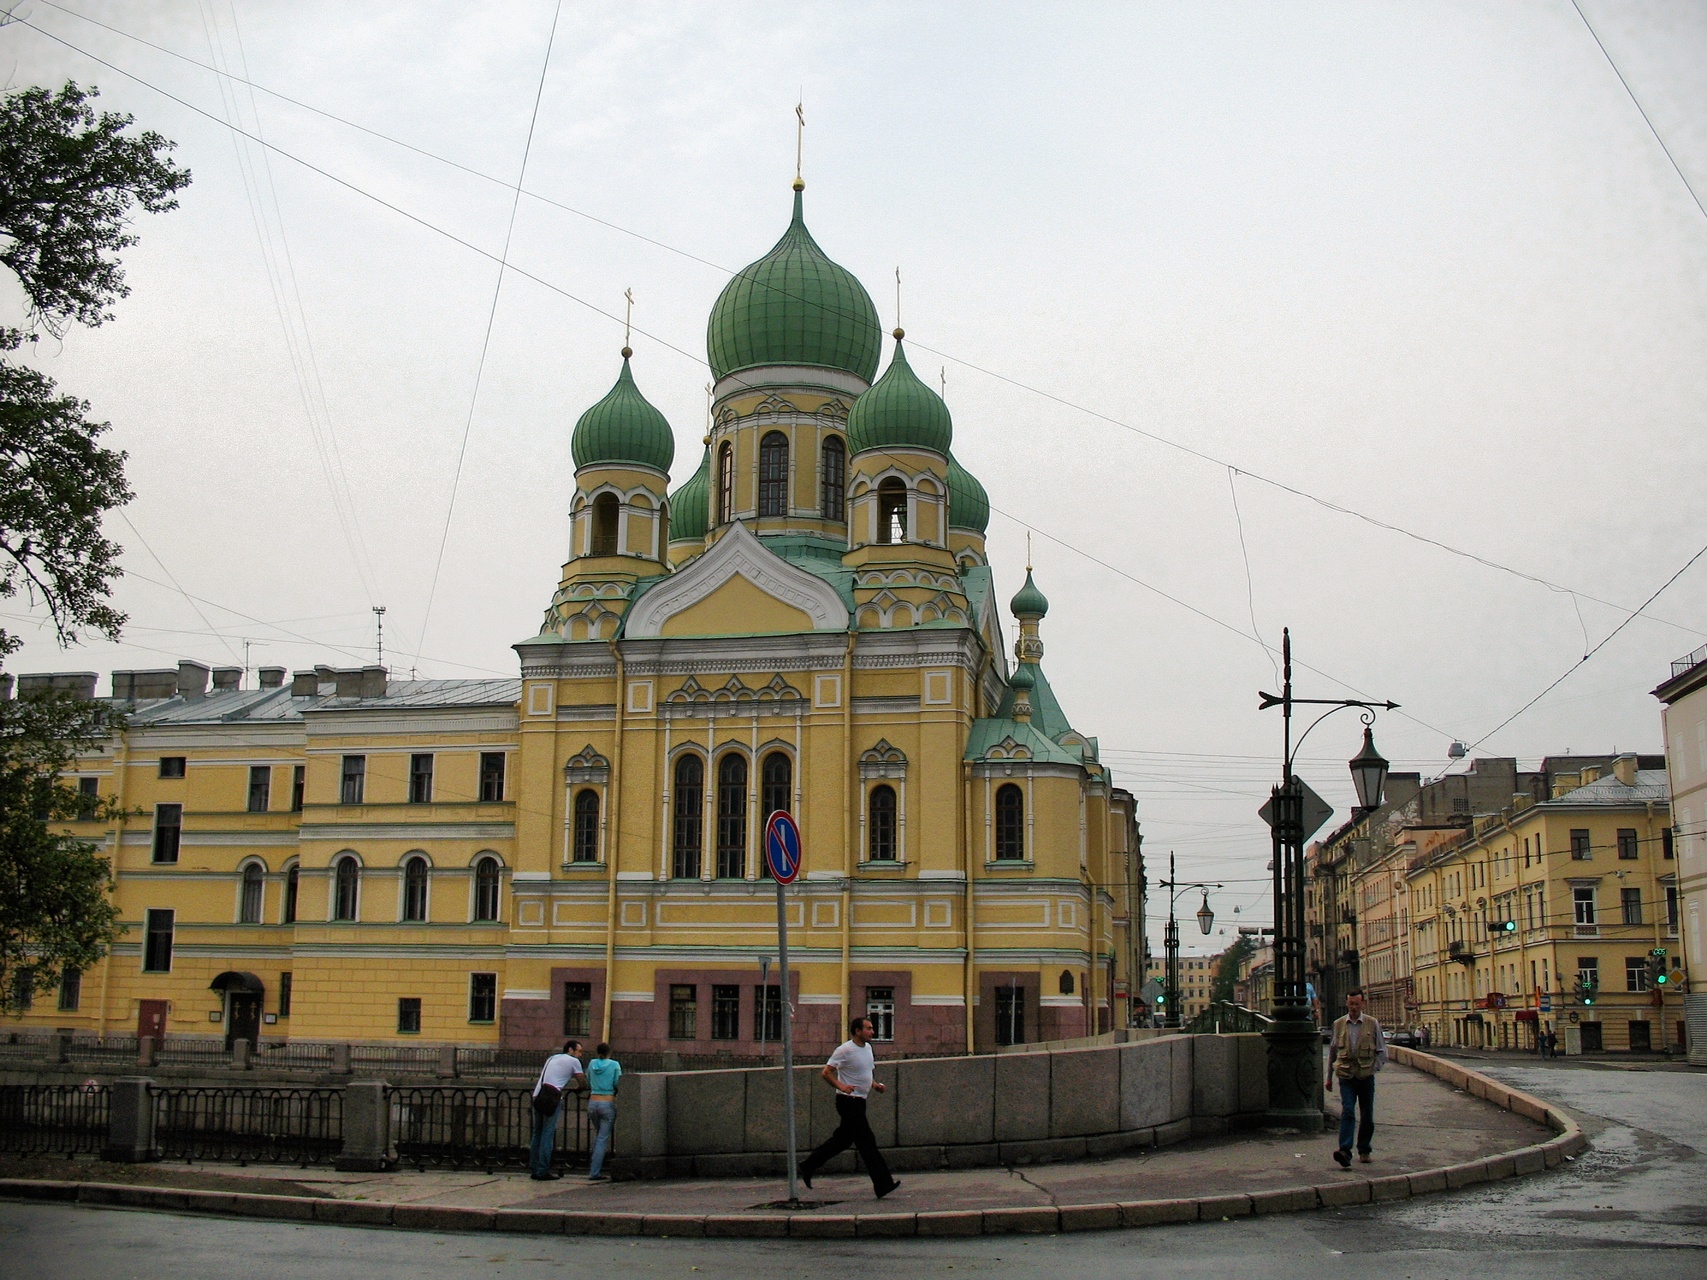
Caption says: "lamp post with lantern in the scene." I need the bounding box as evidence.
[1158,852,1223,1030]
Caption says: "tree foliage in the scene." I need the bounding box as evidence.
[1212,934,1256,1005]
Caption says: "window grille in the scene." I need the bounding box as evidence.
[572,789,601,862]
[866,987,894,1042]
[672,755,704,879]
[669,985,697,1039]
[711,985,740,1040]
[758,432,788,517]
[563,982,592,1037]
[717,755,747,879]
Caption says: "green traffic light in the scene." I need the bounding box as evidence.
[1655,972,1668,985]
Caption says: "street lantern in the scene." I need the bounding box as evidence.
[1348,724,1389,812]
[1196,892,1215,936]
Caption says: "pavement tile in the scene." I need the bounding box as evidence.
[916,1210,983,1236]
[1119,1199,1197,1227]
[1196,1193,1253,1220]
[1059,1202,1122,1232]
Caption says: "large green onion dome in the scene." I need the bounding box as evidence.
[571,353,676,473]
[705,185,881,383]
[947,452,990,533]
[1010,569,1049,620]
[846,335,953,457]
[669,445,711,542]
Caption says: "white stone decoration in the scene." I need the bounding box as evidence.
[624,520,848,637]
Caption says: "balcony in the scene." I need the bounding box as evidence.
[1671,643,1707,678]
[1448,940,1475,965]
[1573,923,1599,938]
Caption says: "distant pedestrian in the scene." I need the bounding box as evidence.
[1326,988,1387,1168]
[1418,1025,1430,1050]
[1544,1025,1558,1059]
[585,1042,621,1182]
[797,1015,899,1199]
[529,1039,584,1180]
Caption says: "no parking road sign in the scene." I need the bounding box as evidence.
[765,811,802,884]
[763,808,803,1201]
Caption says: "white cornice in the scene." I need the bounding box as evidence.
[625,521,848,638]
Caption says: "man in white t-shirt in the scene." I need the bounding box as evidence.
[796,1016,898,1199]
[529,1039,585,1180]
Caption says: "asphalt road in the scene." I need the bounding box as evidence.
[4,1058,1701,1279]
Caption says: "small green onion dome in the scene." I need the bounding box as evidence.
[1010,569,1049,619]
[572,354,676,473]
[946,452,989,533]
[1010,661,1036,691]
[706,186,881,383]
[669,445,711,542]
[847,335,953,457]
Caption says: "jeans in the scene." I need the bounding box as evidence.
[588,1099,616,1177]
[800,1094,893,1193]
[529,1104,560,1177]
[1337,1075,1376,1155]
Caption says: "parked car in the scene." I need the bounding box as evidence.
[1387,1028,1420,1048]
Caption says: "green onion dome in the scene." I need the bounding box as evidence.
[669,445,711,542]
[706,186,881,383]
[1009,661,1036,692]
[571,353,676,473]
[947,452,989,533]
[846,335,953,457]
[1010,569,1049,620]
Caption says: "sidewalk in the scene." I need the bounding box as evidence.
[0,1059,1578,1237]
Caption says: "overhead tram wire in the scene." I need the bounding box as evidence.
[116,513,241,666]
[26,4,1707,645]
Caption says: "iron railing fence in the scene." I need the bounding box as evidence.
[390,1085,590,1172]
[0,1084,109,1157]
[455,1047,549,1079]
[152,1086,343,1167]
[251,1040,337,1072]
[65,1034,140,1068]
[0,1032,55,1063]
[1182,1002,1274,1034]
[350,1044,441,1073]
[152,1037,235,1068]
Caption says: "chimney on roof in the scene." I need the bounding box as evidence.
[290,670,319,697]
[360,665,388,698]
[211,667,242,692]
[16,672,98,700]
[177,661,210,698]
[113,668,181,701]
[257,666,286,689]
[1613,755,1637,786]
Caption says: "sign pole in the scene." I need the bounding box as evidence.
[777,875,798,1202]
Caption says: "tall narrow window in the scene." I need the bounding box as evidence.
[995,783,1025,861]
[711,984,740,1040]
[278,971,292,1017]
[247,766,270,813]
[291,765,305,812]
[1573,886,1596,927]
[562,982,591,1036]
[58,970,81,1012]
[340,755,365,805]
[572,789,600,862]
[877,478,907,544]
[758,431,788,517]
[1663,827,1675,859]
[283,864,299,924]
[152,803,182,864]
[479,752,506,802]
[754,985,783,1041]
[1667,885,1680,930]
[590,492,620,555]
[143,909,174,972]
[333,856,360,921]
[473,856,501,921]
[866,987,895,1042]
[716,754,748,879]
[239,863,264,924]
[820,436,846,521]
[717,442,734,523]
[402,856,429,922]
[672,754,704,879]
[469,972,497,1022]
[1617,828,1639,860]
[409,754,434,804]
[759,752,791,878]
[868,784,897,861]
[76,776,99,818]
[669,984,698,1039]
[1621,887,1642,925]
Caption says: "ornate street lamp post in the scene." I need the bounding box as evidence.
[1259,628,1396,1130]
[1159,852,1222,1030]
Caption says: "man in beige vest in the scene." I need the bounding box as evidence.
[1326,988,1386,1167]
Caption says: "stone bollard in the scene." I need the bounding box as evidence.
[334,1080,391,1171]
[436,1044,458,1078]
[332,1042,351,1074]
[137,1038,156,1069]
[102,1077,158,1163]
[232,1039,252,1070]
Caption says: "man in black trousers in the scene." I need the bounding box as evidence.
[797,1015,899,1199]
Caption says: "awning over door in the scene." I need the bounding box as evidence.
[208,971,264,993]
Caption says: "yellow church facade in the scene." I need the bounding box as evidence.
[9,182,1142,1059]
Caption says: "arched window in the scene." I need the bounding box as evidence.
[759,752,792,878]
[283,864,299,924]
[672,754,704,879]
[717,442,734,523]
[333,855,360,921]
[877,478,907,544]
[473,856,501,922]
[868,784,897,862]
[995,784,1025,861]
[1059,969,1076,995]
[572,789,600,863]
[758,431,788,517]
[239,863,264,924]
[820,436,846,522]
[402,855,429,922]
[716,754,748,879]
[590,493,620,556]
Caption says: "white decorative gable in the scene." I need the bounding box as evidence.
[624,521,848,638]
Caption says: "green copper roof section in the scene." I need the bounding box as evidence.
[947,453,989,533]
[847,337,953,457]
[1010,569,1049,619]
[964,715,1082,765]
[669,446,711,542]
[706,188,881,383]
[571,356,676,473]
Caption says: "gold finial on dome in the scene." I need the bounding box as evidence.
[893,327,905,341]
[621,347,632,359]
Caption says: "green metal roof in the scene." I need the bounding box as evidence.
[947,452,989,533]
[847,337,953,457]
[965,714,1083,765]
[705,188,881,383]
[669,446,711,542]
[571,356,676,473]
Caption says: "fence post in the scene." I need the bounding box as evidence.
[232,1040,252,1071]
[137,1038,156,1069]
[49,1031,70,1065]
[332,1043,351,1074]
[101,1077,158,1163]
[436,1045,457,1078]
[334,1080,390,1171]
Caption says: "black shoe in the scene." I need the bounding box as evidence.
[1332,1148,1351,1169]
[797,1164,813,1190]
[530,1172,562,1181]
[876,1179,900,1199]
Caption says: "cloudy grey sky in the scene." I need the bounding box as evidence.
[5,2,1706,952]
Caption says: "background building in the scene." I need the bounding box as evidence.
[1651,649,1707,1065]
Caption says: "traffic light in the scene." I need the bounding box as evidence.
[1489,919,1517,935]
[1650,949,1670,987]
[1576,978,1597,1006]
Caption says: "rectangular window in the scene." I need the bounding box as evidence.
[152,803,182,864]
[1573,886,1596,925]
[753,985,782,1042]
[57,969,81,1012]
[562,982,592,1037]
[1625,956,1648,992]
[77,776,99,818]
[12,972,33,1012]
[397,997,422,1034]
[1570,829,1592,860]
[247,765,271,813]
[1577,956,1598,989]
[1663,826,1674,859]
[291,765,305,812]
[159,756,186,779]
[710,984,740,1040]
[866,986,895,1042]
[1621,887,1643,925]
[1617,828,1639,860]
[469,972,497,1023]
[1667,885,1680,932]
[143,909,174,972]
[995,984,1025,1046]
[409,754,434,804]
[668,984,697,1039]
[479,752,506,802]
[340,755,365,805]
[279,972,292,1018]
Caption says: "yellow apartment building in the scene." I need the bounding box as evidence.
[6,180,1143,1058]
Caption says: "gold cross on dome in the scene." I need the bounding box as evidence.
[795,100,806,182]
[623,288,634,348]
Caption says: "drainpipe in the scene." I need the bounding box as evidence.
[840,631,854,1030]
[98,721,131,1040]
[963,759,976,1052]
[600,640,626,1043]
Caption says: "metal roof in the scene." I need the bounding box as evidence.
[109,678,521,726]
[1541,769,1669,807]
